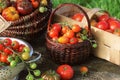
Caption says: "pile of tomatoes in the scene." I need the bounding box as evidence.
[91,13,120,36]
[0,0,48,21]
[0,38,30,67]
[48,22,89,44]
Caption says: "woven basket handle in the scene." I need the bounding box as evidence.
[48,3,91,35]
[87,8,110,20]
[0,15,11,33]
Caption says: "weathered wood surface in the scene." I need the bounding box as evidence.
[18,33,120,80]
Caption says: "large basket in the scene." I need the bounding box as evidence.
[0,0,52,42]
[46,3,93,65]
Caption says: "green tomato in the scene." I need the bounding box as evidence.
[23,46,30,52]
[30,63,37,69]
[15,56,22,63]
[10,60,17,67]
[26,74,34,80]
[21,52,30,60]
[39,6,47,13]
[33,69,41,77]
[7,56,13,62]
[92,43,97,48]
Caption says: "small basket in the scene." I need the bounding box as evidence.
[0,0,52,42]
[46,3,93,65]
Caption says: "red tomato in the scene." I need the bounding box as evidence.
[0,54,9,63]
[109,20,120,30]
[72,13,84,22]
[56,64,74,80]
[96,21,109,30]
[52,23,61,32]
[70,37,78,44]
[99,14,109,21]
[4,48,13,55]
[64,30,75,38]
[72,24,81,32]
[31,1,39,9]
[18,44,25,52]
[107,17,116,23]
[3,38,12,46]
[0,44,4,51]
[106,29,114,33]
[11,40,20,50]
[48,29,59,38]
[62,26,70,34]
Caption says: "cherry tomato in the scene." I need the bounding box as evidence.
[4,48,13,55]
[21,52,30,60]
[70,37,78,44]
[80,66,88,76]
[48,29,59,38]
[96,21,109,30]
[52,23,61,32]
[10,60,17,67]
[33,70,41,77]
[31,1,39,9]
[11,40,20,50]
[18,44,25,52]
[72,24,81,32]
[0,54,9,63]
[58,36,69,44]
[56,64,74,80]
[109,20,120,30]
[64,30,75,38]
[30,63,37,69]
[62,26,70,34]
[72,13,84,22]
[99,14,109,21]
[3,38,12,46]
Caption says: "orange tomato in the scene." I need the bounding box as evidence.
[58,36,69,44]
[72,24,81,32]
[64,30,75,38]
[80,66,88,76]
[62,26,70,34]
[2,6,19,21]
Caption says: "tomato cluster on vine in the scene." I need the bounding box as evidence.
[48,22,89,44]
[0,38,30,67]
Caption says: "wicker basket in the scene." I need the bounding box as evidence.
[46,3,93,65]
[0,0,52,42]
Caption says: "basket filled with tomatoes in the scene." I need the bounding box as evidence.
[0,37,41,80]
[82,8,120,66]
[0,0,52,42]
[46,3,97,65]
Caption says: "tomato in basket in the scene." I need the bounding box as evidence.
[72,13,84,22]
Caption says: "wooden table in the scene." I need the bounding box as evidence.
[18,33,120,80]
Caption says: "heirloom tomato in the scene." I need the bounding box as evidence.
[3,38,12,46]
[4,48,13,55]
[2,6,19,21]
[16,0,33,15]
[58,36,69,44]
[56,64,74,80]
